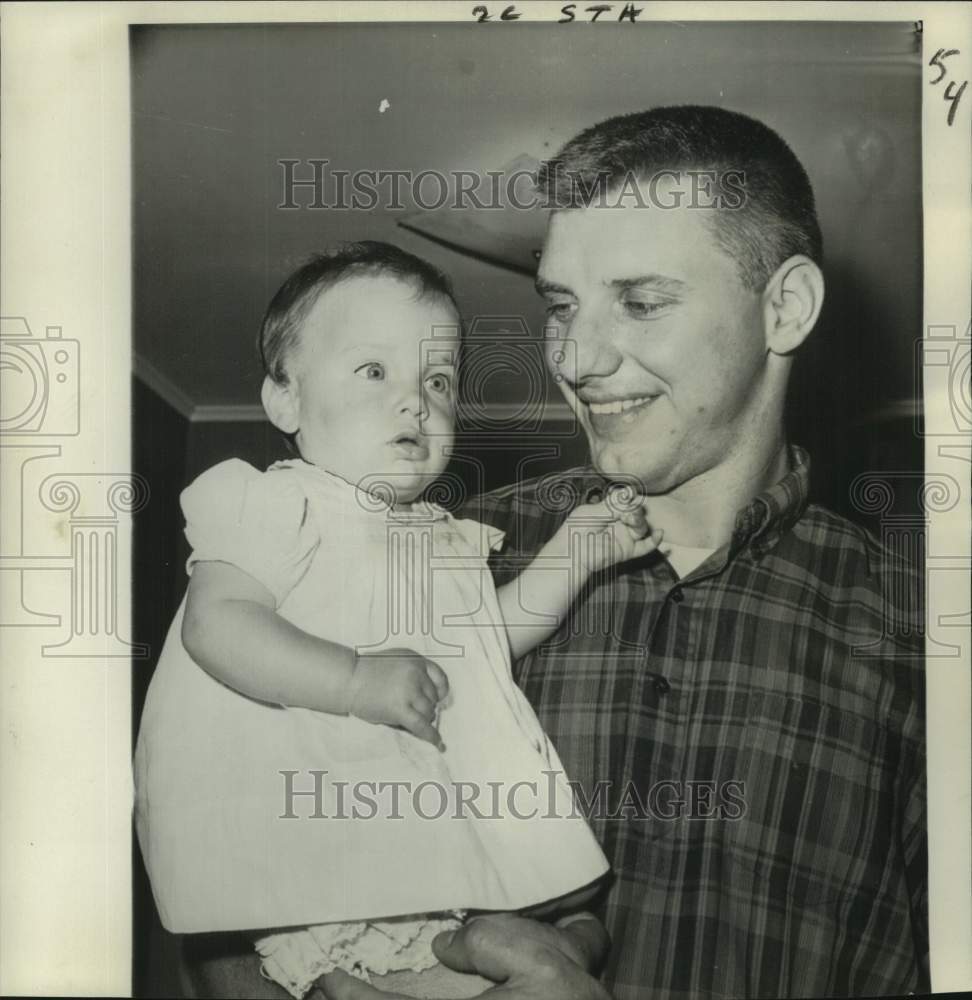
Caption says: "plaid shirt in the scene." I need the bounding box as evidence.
[465,447,927,999]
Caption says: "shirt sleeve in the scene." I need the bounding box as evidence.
[181,459,319,607]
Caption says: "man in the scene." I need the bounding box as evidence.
[218,106,928,1000]
[466,105,927,998]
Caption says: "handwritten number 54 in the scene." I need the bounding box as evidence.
[929,48,968,127]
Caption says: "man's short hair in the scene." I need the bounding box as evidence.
[538,105,823,290]
[259,240,460,385]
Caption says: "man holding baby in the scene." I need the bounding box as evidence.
[195,105,927,1000]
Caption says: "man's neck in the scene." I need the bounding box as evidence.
[644,438,791,550]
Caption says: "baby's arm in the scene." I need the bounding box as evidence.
[496,493,665,660]
[182,560,448,747]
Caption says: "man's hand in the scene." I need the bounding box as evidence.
[346,648,449,750]
[320,914,612,999]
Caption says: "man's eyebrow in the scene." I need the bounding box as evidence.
[534,278,574,296]
[611,274,686,293]
[611,274,685,292]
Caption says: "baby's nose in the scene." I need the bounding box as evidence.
[399,387,428,418]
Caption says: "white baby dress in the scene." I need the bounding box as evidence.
[134,459,609,934]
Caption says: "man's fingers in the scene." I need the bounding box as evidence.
[434,914,584,984]
[424,660,450,700]
[432,918,522,981]
[319,968,401,1000]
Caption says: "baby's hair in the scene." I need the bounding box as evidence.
[259,241,461,386]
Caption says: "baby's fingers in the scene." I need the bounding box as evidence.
[424,660,450,702]
[419,675,441,706]
[568,501,617,527]
[411,691,438,722]
[618,506,650,539]
[630,528,669,560]
[402,708,444,751]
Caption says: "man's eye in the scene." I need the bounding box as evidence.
[425,372,452,394]
[545,302,577,325]
[622,298,666,318]
[355,362,385,381]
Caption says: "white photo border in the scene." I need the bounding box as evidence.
[1,2,968,995]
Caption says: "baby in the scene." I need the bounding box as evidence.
[134,242,664,998]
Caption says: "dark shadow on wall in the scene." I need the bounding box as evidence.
[788,253,924,529]
[132,377,189,998]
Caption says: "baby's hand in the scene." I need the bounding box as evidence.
[563,488,667,576]
[346,649,449,750]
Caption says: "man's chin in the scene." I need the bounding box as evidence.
[589,443,672,493]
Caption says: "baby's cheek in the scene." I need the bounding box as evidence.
[428,405,456,438]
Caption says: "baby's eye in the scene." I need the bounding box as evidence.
[355,362,385,381]
[425,372,453,395]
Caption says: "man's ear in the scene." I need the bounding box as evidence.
[762,255,825,356]
[261,375,300,434]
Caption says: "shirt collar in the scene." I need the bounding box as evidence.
[730,445,810,557]
[563,444,810,559]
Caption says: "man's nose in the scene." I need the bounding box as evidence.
[563,308,623,384]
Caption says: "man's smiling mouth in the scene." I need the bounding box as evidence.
[586,395,658,416]
[577,394,663,436]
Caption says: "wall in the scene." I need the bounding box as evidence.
[130,377,189,998]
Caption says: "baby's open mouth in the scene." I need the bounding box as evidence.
[389,433,429,460]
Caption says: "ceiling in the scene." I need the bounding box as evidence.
[132,20,921,418]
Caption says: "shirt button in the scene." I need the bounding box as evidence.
[652,675,671,695]
[670,587,684,604]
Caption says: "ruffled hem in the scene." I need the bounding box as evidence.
[255,912,463,999]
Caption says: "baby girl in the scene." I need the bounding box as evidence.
[134,242,663,998]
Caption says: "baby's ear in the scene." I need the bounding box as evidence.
[261,375,300,434]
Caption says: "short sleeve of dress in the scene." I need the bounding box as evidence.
[447,515,506,560]
[181,459,320,606]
